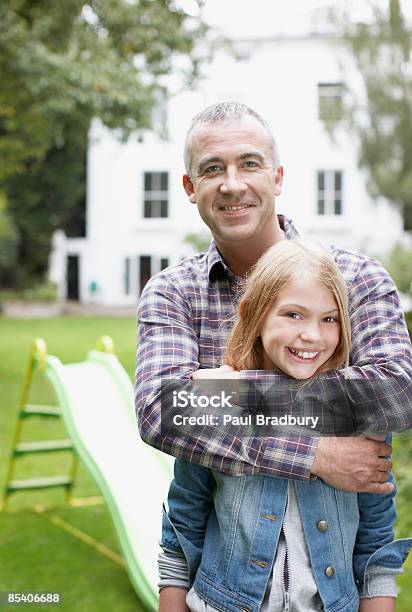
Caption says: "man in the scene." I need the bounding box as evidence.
[135,101,412,493]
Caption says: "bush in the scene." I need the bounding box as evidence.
[0,280,57,304]
[405,311,412,339]
[386,244,412,295]
[0,191,19,280]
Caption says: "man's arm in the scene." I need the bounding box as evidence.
[135,256,412,486]
[135,271,318,479]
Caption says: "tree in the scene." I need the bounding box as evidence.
[184,230,212,253]
[5,120,88,287]
[0,191,19,285]
[0,0,208,287]
[329,0,412,229]
[386,242,412,294]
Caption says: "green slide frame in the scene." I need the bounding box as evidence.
[45,349,173,611]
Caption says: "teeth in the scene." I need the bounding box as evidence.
[299,351,318,359]
[222,205,249,211]
[289,348,319,359]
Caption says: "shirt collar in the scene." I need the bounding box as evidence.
[207,214,300,281]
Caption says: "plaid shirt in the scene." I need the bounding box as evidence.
[135,216,412,479]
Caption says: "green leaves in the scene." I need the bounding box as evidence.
[0,0,207,181]
[0,0,208,287]
[386,243,412,295]
[327,0,412,230]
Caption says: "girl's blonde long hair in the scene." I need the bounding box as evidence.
[226,240,351,374]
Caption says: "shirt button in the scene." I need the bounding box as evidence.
[317,519,328,532]
[325,565,335,577]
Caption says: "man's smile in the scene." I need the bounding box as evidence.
[219,204,252,211]
[217,202,256,213]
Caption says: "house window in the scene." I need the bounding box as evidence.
[160,257,169,271]
[139,256,152,293]
[317,171,343,215]
[144,172,168,218]
[318,83,342,121]
[138,255,170,294]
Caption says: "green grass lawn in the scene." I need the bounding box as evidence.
[1,316,411,610]
[0,317,147,611]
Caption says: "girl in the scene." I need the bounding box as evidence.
[158,240,411,612]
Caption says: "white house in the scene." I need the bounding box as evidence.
[50,26,407,305]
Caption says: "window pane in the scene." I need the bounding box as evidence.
[334,199,341,215]
[144,201,151,218]
[161,172,168,191]
[154,172,162,191]
[318,83,343,121]
[318,199,325,215]
[142,171,169,219]
[157,201,164,217]
[317,169,343,215]
[334,172,342,190]
[319,98,340,121]
[160,257,169,270]
[139,256,151,293]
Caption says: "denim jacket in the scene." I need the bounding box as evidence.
[161,454,411,612]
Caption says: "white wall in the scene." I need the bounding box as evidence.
[58,34,405,305]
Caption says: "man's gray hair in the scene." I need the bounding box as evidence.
[184,101,281,176]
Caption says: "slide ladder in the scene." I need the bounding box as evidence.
[1,338,78,510]
[2,338,173,611]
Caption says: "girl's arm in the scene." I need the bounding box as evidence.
[159,587,189,612]
[354,439,412,601]
[359,597,395,612]
[159,459,215,601]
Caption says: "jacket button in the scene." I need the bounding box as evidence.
[261,514,278,521]
[317,520,328,532]
[325,565,335,577]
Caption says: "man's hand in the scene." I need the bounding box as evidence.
[192,365,240,380]
[312,437,394,494]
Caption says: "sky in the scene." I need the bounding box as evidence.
[177,0,412,38]
[203,0,339,37]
